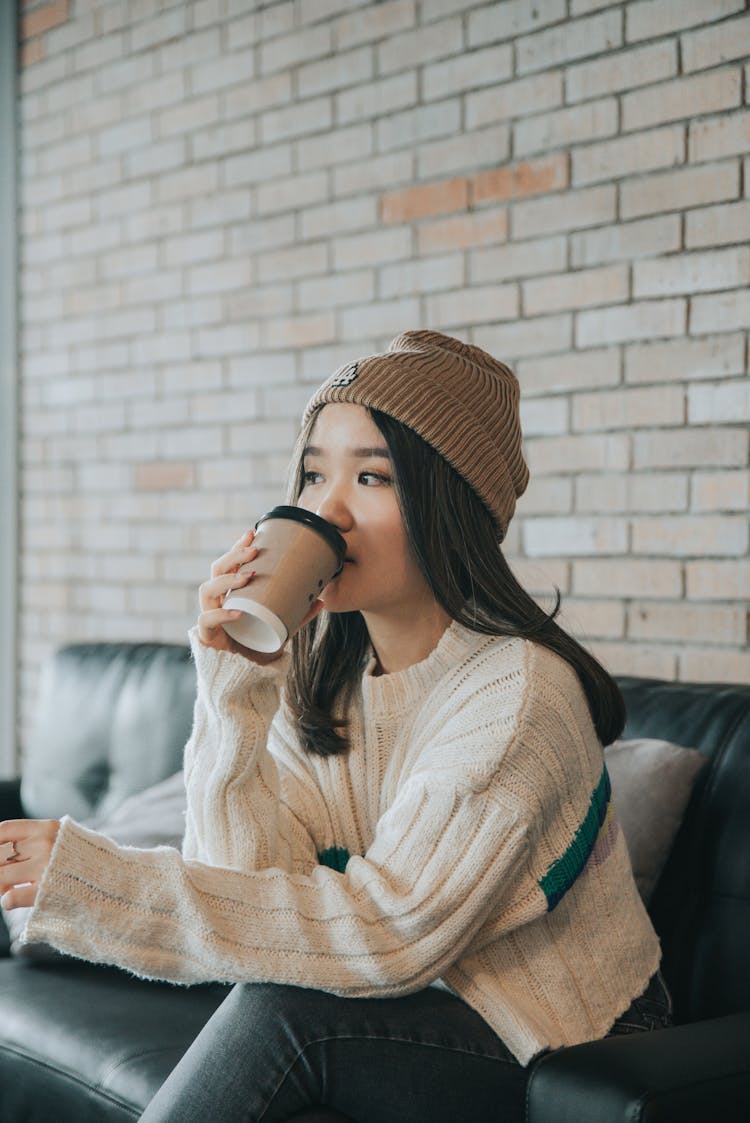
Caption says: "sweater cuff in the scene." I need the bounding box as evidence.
[21,816,162,964]
[188,626,291,701]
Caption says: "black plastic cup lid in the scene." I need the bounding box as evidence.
[255,505,346,566]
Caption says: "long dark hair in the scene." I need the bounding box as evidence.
[286,407,626,757]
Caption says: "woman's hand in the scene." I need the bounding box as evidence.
[197,527,261,656]
[196,528,324,662]
[0,819,60,910]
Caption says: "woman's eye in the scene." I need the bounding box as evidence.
[302,469,321,485]
[359,471,391,486]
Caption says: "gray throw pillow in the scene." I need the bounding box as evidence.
[604,737,706,903]
[2,770,186,960]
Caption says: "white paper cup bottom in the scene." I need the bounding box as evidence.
[222,596,289,652]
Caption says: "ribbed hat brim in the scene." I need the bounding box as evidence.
[303,331,529,532]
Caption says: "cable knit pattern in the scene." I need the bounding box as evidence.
[23,621,660,1065]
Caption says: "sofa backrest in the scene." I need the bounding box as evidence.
[617,676,750,1026]
[21,642,196,823]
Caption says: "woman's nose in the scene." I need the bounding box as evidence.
[314,487,353,532]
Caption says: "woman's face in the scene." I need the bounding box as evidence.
[297,404,436,620]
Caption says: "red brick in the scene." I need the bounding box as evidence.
[135,462,196,491]
[381,177,468,223]
[21,0,69,40]
[471,154,568,205]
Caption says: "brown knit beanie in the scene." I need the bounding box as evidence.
[302,329,529,534]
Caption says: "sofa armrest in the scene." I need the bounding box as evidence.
[0,778,23,821]
[526,1011,750,1123]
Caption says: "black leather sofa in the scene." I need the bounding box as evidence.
[1,641,749,1122]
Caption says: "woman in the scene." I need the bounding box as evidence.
[1,331,669,1122]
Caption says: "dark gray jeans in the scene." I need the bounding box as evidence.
[139,972,672,1123]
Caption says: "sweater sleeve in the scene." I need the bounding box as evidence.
[180,628,320,876]
[21,701,538,997]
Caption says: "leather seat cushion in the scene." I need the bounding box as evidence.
[0,959,229,1121]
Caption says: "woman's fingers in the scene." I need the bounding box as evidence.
[231,527,255,552]
[209,529,256,579]
[0,819,60,909]
[199,566,256,612]
[195,529,262,654]
[196,607,246,649]
[201,523,258,610]
[0,883,36,910]
[0,818,40,850]
[0,818,59,856]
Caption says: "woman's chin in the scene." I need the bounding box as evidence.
[320,593,354,615]
[320,578,368,616]
[319,576,349,613]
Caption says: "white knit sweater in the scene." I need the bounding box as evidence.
[24,621,660,1065]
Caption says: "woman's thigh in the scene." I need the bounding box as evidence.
[139,982,528,1123]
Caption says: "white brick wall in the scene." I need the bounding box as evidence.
[15,0,750,743]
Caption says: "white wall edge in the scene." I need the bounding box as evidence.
[0,0,19,778]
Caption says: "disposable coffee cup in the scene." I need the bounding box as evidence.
[222,506,346,653]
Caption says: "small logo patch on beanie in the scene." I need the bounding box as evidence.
[330,361,359,387]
